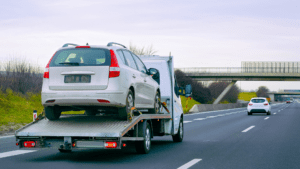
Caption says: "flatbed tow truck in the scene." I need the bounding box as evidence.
[15,55,191,154]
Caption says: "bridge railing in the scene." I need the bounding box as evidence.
[177,67,300,74]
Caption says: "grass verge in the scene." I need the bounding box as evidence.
[180,95,200,113]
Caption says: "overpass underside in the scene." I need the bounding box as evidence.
[184,72,300,104]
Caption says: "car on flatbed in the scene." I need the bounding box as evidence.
[247,97,271,115]
[42,42,161,120]
[16,54,191,154]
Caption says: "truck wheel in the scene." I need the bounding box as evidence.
[135,121,151,154]
[45,107,61,120]
[148,91,160,114]
[58,149,72,153]
[118,90,134,120]
[172,118,183,142]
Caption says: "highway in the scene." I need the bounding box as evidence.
[0,102,299,169]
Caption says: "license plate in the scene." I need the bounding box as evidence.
[64,75,91,83]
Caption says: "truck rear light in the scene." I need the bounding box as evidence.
[23,141,36,148]
[109,50,120,78]
[264,103,268,106]
[97,99,110,103]
[105,142,117,148]
[72,142,76,147]
[248,103,253,106]
[16,142,19,146]
[44,52,56,79]
[75,46,90,48]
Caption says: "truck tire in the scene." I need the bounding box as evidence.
[118,90,134,120]
[135,121,151,154]
[45,107,61,120]
[148,91,160,114]
[172,117,183,142]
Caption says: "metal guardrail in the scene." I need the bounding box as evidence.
[176,67,300,74]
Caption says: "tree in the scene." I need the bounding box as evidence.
[208,82,239,103]
[129,43,157,55]
[256,86,269,98]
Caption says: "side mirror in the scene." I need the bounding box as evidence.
[177,84,192,97]
[185,84,192,97]
[148,68,159,79]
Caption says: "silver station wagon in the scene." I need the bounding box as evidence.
[42,42,160,120]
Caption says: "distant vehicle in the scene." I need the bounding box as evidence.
[42,42,160,120]
[247,97,271,115]
[286,98,294,103]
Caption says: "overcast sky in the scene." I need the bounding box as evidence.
[1,0,300,91]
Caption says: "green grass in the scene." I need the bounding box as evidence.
[0,89,84,132]
[180,95,200,113]
[238,92,257,101]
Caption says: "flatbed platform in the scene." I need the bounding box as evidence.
[15,114,171,138]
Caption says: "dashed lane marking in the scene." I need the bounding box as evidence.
[178,159,202,169]
[194,118,206,120]
[264,117,269,120]
[183,121,192,123]
[242,126,255,133]
[274,113,276,114]
[0,135,14,139]
[0,150,37,159]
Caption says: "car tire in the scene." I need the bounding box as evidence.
[135,121,151,154]
[267,111,271,115]
[148,91,161,114]
[248,112,252,115]
[118,90,134,120]
[45,107,61,120]
[172,117,183,142]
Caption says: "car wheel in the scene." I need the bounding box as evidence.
[172,117,183,142]
[135,121,151,154]
[85,110,97,116]
[248,112,252,115]
[148,91,161,114]
[118,90,134,120]
[45,107,61,120]
[267,111,271,115]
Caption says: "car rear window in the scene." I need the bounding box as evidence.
[251,99,266,103]
[49,48,111,67]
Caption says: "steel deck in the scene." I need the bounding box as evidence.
[15,114,171,138]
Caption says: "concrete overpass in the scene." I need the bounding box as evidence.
[268,92,300,102]
[176,67,300,104]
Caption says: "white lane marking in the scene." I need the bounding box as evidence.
[184,107,246,116]
[178,159,202,169]
[242,126,255,133]
[0,135,14,139]
[194,118,206,120]
[183,121,192,123]
[264,117,269,120]
[207,116,217,118]
[274,113,277,114]
[278,110,280,112]
[0,150,37,159]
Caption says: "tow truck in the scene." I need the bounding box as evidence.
[15,55,191,154]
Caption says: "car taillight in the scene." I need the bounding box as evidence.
[43,52,56,78]
[248,103,253,106]
[105,141,117,148]
[23,141,36,148]
[109,49,120,78]
[264,103,268,106]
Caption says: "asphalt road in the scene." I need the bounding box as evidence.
[1,102,299,169]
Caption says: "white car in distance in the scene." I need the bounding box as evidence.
[42,42,161,120]
[247,97,271,115]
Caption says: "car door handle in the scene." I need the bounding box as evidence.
[133,74,136,78]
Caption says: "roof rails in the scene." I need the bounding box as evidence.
[107,42,127,48]
[62,43,79,47]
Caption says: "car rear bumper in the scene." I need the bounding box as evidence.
[42,91,126,107]
[249,109,269,113]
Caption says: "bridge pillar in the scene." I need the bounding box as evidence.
[213,80,237,104]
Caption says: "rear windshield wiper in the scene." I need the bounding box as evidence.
[59,62,80,66]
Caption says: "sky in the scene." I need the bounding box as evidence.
[0,0,300,92]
